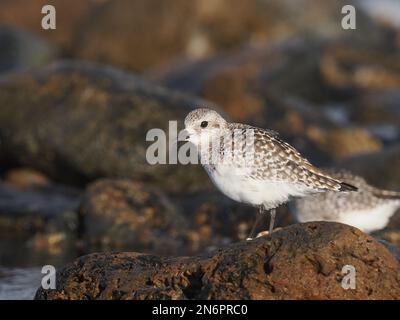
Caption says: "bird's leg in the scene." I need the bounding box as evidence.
[269,208,276,234]
[247,206,265,240]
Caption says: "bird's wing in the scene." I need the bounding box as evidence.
[250,128,356,192]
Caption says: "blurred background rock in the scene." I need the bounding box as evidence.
[0,0,399,299]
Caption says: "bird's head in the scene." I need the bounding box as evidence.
[184,108,228,147]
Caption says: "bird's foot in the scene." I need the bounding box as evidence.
[246,227,282,240]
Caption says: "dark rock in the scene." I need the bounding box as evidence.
[338,145,400,191]
[0,181,81,262]
[35,222,400,300]
[78,178,294,255]
[79,179,188,254]
[0,61,214,193]
[0,183,80,232]
[348,91,400,144]
[0,26,55,74]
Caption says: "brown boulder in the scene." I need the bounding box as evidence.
[35,222,400,300]
[78,178,294,256]
[79,179,188,255]
[0,61,213,194]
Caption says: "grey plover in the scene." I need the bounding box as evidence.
[291,169,400,233]
[184,108,357,238]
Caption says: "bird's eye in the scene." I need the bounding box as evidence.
[200,121,208,128]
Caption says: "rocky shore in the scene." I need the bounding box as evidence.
[34,222,400,300]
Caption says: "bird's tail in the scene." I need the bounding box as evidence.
[339,182,358,192]
[303,164,358,192]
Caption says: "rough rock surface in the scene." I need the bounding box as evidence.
[35,222,400,300]
[0,61,213,193]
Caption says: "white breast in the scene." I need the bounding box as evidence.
[204,164,313,209]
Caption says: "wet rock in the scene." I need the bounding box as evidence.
[34,222,400,300]
[0,61,213,194]
[0,183,79,222]
[0,26,56,74]
[79,179,188,254]
[0,182,80,234]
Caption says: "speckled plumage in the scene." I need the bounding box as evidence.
[291,169,400,233]
[184,108,357,236]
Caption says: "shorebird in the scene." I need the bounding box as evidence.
[184,108,357,239]
[291,169,400,233]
